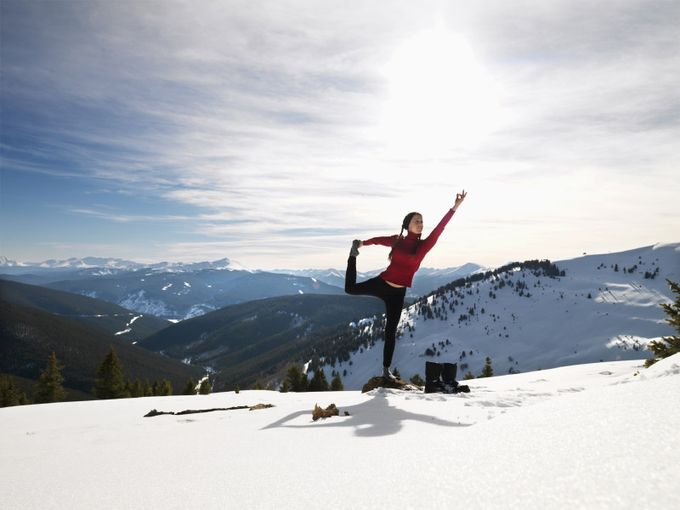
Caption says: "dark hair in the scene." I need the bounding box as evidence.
[389,212,422,259]
[401,212,420,234]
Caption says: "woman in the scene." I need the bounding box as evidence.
[345,190,467,381]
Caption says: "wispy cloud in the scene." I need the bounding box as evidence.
[67,208,197,223]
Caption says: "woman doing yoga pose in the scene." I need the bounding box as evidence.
[345,190,467,381]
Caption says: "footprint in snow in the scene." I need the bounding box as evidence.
[557,387,585,393]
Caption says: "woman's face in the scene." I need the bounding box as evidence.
[408,214,423,235]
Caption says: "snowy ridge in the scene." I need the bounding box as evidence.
[269,263,487,297]
[323,243,679,389]
[1,356,679,509]
[0,256,248,273]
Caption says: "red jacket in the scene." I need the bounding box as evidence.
[363,208,455,287]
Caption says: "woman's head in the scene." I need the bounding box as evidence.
[402,212,423,236]
[390,211,423,260]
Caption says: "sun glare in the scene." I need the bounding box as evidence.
[379,26,501,157]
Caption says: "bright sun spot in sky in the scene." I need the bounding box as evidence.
[379,25,502,157]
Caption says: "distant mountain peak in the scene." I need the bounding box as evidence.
[0,256,24,267]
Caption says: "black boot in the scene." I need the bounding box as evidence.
[441,362,459,394]
[425,361,445,393]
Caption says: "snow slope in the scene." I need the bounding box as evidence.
[327,243,679,389]
[1,355,679,509]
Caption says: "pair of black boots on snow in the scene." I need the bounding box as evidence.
[425,361,470,394]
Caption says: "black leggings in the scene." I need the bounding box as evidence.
[345,257,406,368]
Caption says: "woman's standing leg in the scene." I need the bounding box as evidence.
[382,288,406,369]
[346,253,406,377]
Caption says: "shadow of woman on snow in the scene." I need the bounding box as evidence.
[261,389,471,437]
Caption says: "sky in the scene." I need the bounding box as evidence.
[1,0,679,271]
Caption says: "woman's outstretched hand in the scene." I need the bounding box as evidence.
[452,190,467,211]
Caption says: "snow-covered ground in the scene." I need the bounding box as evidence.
[2,355,679,509]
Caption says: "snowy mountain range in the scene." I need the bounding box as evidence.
[0,256,244,273]
[0,257,485,321]
[43,270,345,321]
[318,243,680,390]
[269,263,486,297]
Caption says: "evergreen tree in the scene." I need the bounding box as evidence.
[308,370,330,391]
[95,346,127,399]
[129,379,144,398]
[330,373,344,391]
[124,380,133,397]
[463,372,475,380]
[0,375,19,407]
[480,357,494,378]
[279,379,291,393]
[34,352,67,404]
[143,379,153,397]
[646,279,680,367]
[1,374,30,407]
[285,365,308,392]
[409,374,425,386]
[157,379,173,396]
[183,377,197,395]
[198,378,212,395]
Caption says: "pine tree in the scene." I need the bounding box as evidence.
[157,379,173,396]
[285,365,308,392]
[279,380,291,393]
[330,373,344,391]
[0,375,19,407]
[410,374,425,386]
[183,377,197,395]
[1,374,30,407]
[95,346,126,399]
[480,357,494,378]
[143,379,153,396]
[129,379,144,398]
[645,279,680,367]
[308,370,330,391]
[198,378,212,395]
[34,352,67,404]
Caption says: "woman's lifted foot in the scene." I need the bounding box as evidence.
[350,239,361,257]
